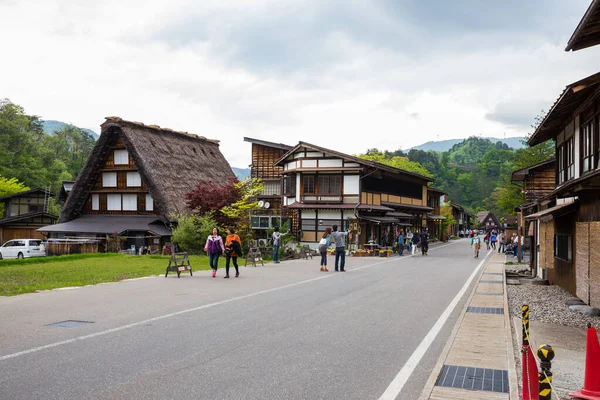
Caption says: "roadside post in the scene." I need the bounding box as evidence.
[521,304,538,400]
[537,344,555,400]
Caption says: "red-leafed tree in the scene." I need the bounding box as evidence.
[186,177,240,227]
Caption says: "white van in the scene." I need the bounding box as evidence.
[0,239,46,260]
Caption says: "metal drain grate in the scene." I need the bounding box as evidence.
[435,364,509,393]
[480,280,503,284]
[475,292,503,296]
[48,320,94,328]
[467,307,504,314]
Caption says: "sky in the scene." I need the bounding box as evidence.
[1,0,599,169]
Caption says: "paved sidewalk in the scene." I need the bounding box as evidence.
[420,252,518,399]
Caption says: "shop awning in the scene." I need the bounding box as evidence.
[37,215,172,236]
[358,215,400,224]
[525,201,577,222]
[381,202,434,212]
[285,203,393,211]
[386,211,413,218]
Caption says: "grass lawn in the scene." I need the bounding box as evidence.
[0,253,213,296]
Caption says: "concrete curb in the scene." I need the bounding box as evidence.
[418,249,493,400]
[503,262,520,400]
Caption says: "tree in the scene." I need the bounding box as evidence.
[0,176,29,218]
[440,204,457,240]
[186,177,241,227]
[358,152,432,178]
[171,213,220,253]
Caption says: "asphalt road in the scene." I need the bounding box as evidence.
[0,239,487,400]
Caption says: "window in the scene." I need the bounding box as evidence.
[566,137,574,181]
[302,175,315,194]
[146,194,153,211]
[92,194,100,211]
[557,145,565,185]
[283,176,296,196]
[261,181,280,196]
[582,119,595,173]
[126,171,142,187]
[107,194,121,210]
[301,219,316,230]
[317,175,342,195]
[122,194,137,211]
[555,233,572,262]
[114,150,129,165]
[102,172,117,187]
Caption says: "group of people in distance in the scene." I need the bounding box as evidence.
[396,228,430,257]
[318,225,349,272]
[468,229,524,259]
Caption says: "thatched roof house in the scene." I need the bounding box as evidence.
[39,117,234,250]
[61,117,235,223]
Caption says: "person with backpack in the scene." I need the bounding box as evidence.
[224,227,242,278]
[397,230,405,256]
[471,232,481,258]
[411,231,420,257]
[490,231,497,250]
[318,228,332,272]
[204,227,225,278]
[406,230,414,253]
[420,228,430,256]
[271,226,289,264]
[331,225,349,271]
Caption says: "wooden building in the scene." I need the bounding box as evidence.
[511,159,556,275]
[59,180,75,205]
[476,211,501,231]
[427,187,447,241]
[449,203,473,237]
[565,0,600,52]
[273,141,433,248]
[528,70,600,304]
[243,137,294,238]
[38,117,235,253]
[0,188,57,243]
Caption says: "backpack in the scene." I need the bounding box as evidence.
[208,237,222,255]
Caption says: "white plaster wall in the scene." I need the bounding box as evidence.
[318,210,341,219]
[319,159,343,168]
[343,210,355,219]
[303,160,317,168]
[345,163,360,167]
[296,174,301,202]
[306,152,323,158]
[302,210,317,218]
[343,175,360,194]
[286,161,298,170]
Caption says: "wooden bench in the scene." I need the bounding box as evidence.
[165,252,193,278]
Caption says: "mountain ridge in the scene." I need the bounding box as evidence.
[42,120,99,139]
[410,136,525,152]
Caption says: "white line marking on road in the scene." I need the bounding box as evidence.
[0,240,461,362]
[378,250,491,400]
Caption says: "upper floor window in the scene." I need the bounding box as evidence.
[261,180,281,196]
[557,145,565,185]
[303,175,315,194]
[566,137,574,181]
[102,172,117,187]
[317,175,342,195]
[114,150,129,165]
[146,194,154,211]
[92,194,100,211]
[283,175,296,196]
[126,171,142,187]
[582,119,595,174]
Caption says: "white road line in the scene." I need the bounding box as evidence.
[378,250,492,400]
[0,240,461,362]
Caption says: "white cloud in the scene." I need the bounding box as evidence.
[0,0,598,170]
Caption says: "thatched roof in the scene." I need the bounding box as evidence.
[61,117,235,223]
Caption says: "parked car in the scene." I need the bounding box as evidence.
[0,239,46,260]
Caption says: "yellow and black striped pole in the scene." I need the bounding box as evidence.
[522,305,530,346]
[537,344,555,400]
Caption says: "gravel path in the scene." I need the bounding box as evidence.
[507,284,600,329]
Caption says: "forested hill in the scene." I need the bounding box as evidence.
[42,120,99,139]
[362,136,554,217]
[410,136,526,152]
[0,99,96,203]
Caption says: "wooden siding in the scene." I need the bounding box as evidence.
[251,143,287,180]
[0,227,45,242]
[361,191,423,206]
[523,167,556,204]
[549,215,576,295]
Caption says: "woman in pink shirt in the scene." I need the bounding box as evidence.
[204,227,225,278]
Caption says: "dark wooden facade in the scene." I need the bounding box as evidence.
[0,189,58,243]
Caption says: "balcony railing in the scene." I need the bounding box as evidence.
[301,195,343,203]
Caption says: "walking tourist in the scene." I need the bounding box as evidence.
[318,228,332,272]
[411,231,420,257]
[406,230,414,253]
[497,231,505,253]
[272,226,289,264]
[490,231,497,250]
[204,227,225,278]
[397,230,405,256]
[471,232,481,258]
[484,231,490,250]
[224,227,241,278]
[420,228,430,256]
[332,225,349,272]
